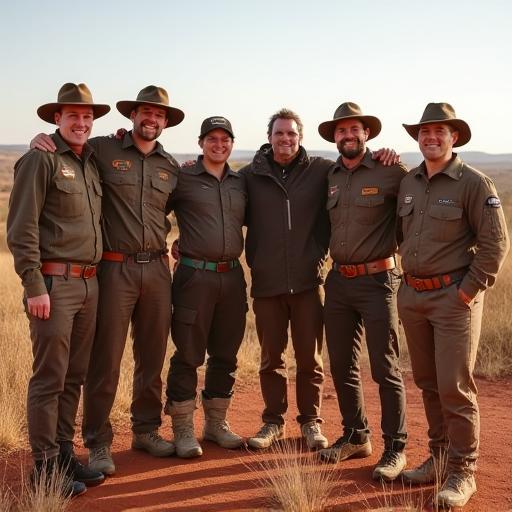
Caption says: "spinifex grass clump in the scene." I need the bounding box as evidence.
[254,439,338,512]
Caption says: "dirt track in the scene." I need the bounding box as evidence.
[3,372,512,512]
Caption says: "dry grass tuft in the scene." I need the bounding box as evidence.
[252,440,338,512]
[17,464,72,512]
[477,254,512,378]
[0,252,32,453]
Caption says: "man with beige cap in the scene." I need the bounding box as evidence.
[398,103,509,508]
[316,103,408,482]
[8,83,109,495]
[30,85,184,474]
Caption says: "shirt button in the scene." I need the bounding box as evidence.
[341,242,345,246]
[413,252,417,256]
[420,210,424,214]
[415,232,419,236]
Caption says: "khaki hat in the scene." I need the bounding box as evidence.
[199,116,234,139]
[37,83,110,124]
[116,85,185,128]
[318,102,381,142]
[402,102,471,147]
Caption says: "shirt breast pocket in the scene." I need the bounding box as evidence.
[102,171,138,205]
[54,179,85,218]
[354,195,385,225]
[149,174,172,210]
[428,204,463,242]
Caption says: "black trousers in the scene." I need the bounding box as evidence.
[166,264,247,402]
[324,268,407,446]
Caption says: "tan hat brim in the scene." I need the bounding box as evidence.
[402,119,471,147]
[318,115,381,143]
[116,101,185,128]
[37,103,110,125]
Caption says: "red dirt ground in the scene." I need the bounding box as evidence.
[2,371,512,512]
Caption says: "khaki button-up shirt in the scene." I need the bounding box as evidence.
[7,131,103,297]
[327,149,408,263]
[398,155,509,297]
[169,157,246,261]
[90,132,179,253]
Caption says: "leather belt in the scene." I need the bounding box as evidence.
[404,269,467,292]
[41,262,97,279]
[102,250,167,264]
[333,256,396,278]
[179,256,240,273]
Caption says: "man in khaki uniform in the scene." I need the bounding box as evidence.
[7,83,109,496]
[30,86,183,474]
[165,117,247,457]
[397,103,509,508]
[317,103,408,481]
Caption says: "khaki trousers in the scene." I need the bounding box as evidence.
[253,288,324,426]
[398,282,483,469]
[82,258,171,448]
[27,275,98,461]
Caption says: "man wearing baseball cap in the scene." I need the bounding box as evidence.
[317,103,408,481]
[8,83,109,495]
[398,103,509,507]
[164,116,247,457]
[30,85,184,474]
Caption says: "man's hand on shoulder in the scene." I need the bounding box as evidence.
[372,148,400,166]
[30,133,56,153]
[181,160,196,168]
[27,293,51,320]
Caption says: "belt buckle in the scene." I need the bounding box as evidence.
[341,265,358,278]
[135,252,151,264]
[82,265,96,278]
[216,261,229,273]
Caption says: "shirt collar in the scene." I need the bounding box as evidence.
[334,148,375,173]
[414,154,463,181]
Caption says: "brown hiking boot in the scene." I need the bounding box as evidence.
[401,454,447,484]
[202,397,244,449]
[132,430,175,457]
[372,450,407,482]
[300,421,328,450]
[319,435,372,463]
[436,471,476,508]
[166,399,203,458]
[248,423,284,449]
[88,446,116,476]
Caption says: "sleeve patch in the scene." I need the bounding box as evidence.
[485,196,501,208]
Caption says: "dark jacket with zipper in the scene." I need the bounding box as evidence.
[240,144,333,298]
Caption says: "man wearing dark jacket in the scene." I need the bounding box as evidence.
[242,109,331,450]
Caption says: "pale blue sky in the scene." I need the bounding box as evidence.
[1,0,510,154]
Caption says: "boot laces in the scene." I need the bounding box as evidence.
[303,422,321,435]
[377,449,402,468]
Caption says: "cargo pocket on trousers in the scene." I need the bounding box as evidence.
[172,305,197,325]
[171,306,198,351]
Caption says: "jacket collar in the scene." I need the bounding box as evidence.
[252,144,309,175]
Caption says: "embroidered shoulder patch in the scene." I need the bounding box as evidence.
[158,171,169,181]
[404,195,413,204]
[112,160,132,171]
[485,196,501,208]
